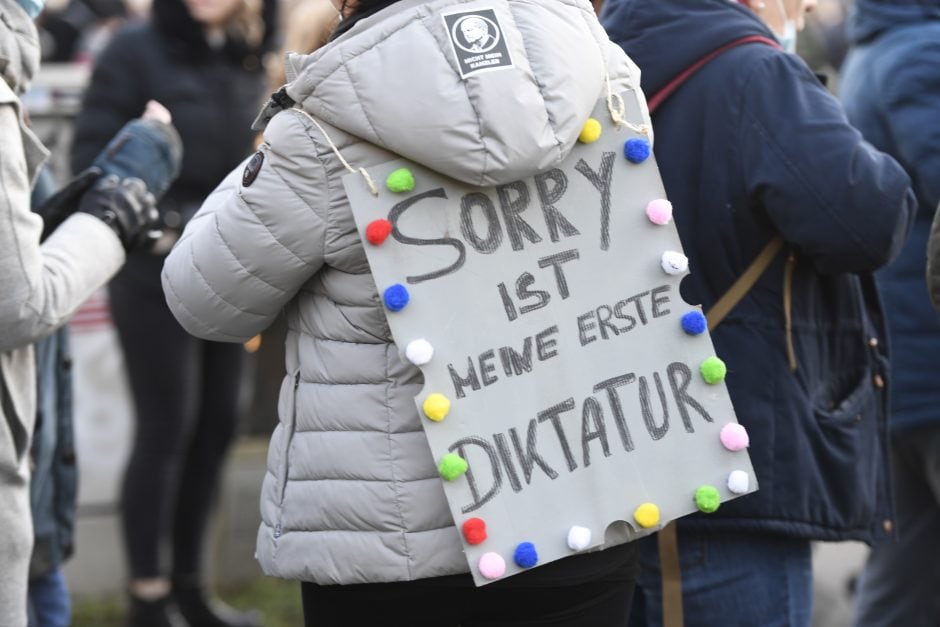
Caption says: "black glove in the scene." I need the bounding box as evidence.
[77,174,161,251]
[34,167,103,242]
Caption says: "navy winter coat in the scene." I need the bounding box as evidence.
[602,0,916,542]
[841,0,940,433]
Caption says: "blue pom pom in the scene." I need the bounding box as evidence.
[514,542,538,568]
[383,284,410,312]
[624,138,651,163]
[681,311,707,335]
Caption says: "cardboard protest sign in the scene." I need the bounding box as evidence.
[343,94,756,586]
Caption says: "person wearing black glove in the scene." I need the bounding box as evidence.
[76,174,160,251]
[0,0,180,622]
[36,109,182,244]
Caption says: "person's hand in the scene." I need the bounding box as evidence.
[77,175,162,251]
[143,100,172,125]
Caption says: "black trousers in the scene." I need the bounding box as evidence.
[301,542,639,627]
[109,253,244,579]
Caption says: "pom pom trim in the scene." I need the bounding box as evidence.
[567,526,592,551]
[365,219,393,245]
[405,339,434,365]
[719,422,750,451]
[462,517,488,545]
[579,118,602,144]
[700,355,727,384]
[727,470,750,494]
[438,453,468,481]
[681,311,707,335]
[422,393,451,422]
[633,502,660,528]
[514,542,539,568]
[386,168,416,193]
[624,137,651,163]
[694,485,721,514]
[478,552,506,579]
[383,284,410,312]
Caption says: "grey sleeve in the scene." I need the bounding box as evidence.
[162,110,329,343]
[0,105,125,352]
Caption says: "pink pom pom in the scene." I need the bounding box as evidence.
[478,552,506,580]
[646,199,673,225]
[720,422,750,451]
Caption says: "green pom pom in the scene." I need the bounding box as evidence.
[700,356,727,384]
[386,168,415,193]
[439,453,468,481]
[695,485,721,513]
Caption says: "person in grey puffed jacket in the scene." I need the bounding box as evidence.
[163,0,644,624]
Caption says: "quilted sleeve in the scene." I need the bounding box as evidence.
[162,110,329,342]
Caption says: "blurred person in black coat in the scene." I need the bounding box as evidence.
[71,0,277,625]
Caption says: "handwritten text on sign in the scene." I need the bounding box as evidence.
[344,100,755,586]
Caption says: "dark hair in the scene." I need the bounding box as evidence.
[330,0,400,40]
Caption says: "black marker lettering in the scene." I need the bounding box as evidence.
[534,169,579,242]
[538,249,579,299]
[497,181,542,251]
[667,362,714,432]
[574,152,615,250]
[389,188,466,283]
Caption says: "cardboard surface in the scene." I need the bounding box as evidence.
[344,95,756,586]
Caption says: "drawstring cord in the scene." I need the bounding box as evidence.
[783,251,798,373]
[605,71,650,138]
[292,70,641,196]
[295,109,379,197]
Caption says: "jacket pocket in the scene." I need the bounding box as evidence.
[811,366,879,527]
[813,366,872,424]
[274,371,301,539]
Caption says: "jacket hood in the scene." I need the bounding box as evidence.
[848,0,940,44]
[0,0,39,94]
[282,0,637,187]
[600,0,773,97]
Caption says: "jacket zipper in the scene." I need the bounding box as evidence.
[274,371,301,540]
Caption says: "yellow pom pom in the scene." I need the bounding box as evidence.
[423,393,451,422]
[579,118,602,144]
[633,502,660,529]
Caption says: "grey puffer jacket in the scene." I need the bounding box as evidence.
[162,0,640,584]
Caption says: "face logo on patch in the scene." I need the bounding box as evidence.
[443,8,514,79]
[453,15,499,54]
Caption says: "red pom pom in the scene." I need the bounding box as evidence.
[365,219,393,245]
[462,517,487,545]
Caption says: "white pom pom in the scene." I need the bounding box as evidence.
[567,525,592,551]
[727,470,750,494]
[661,251,689,275]
[405,339,434,366]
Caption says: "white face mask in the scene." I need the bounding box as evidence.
[777,19,798,54]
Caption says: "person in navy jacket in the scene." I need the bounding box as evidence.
[840,1,940,624]
[601,0,916,624]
